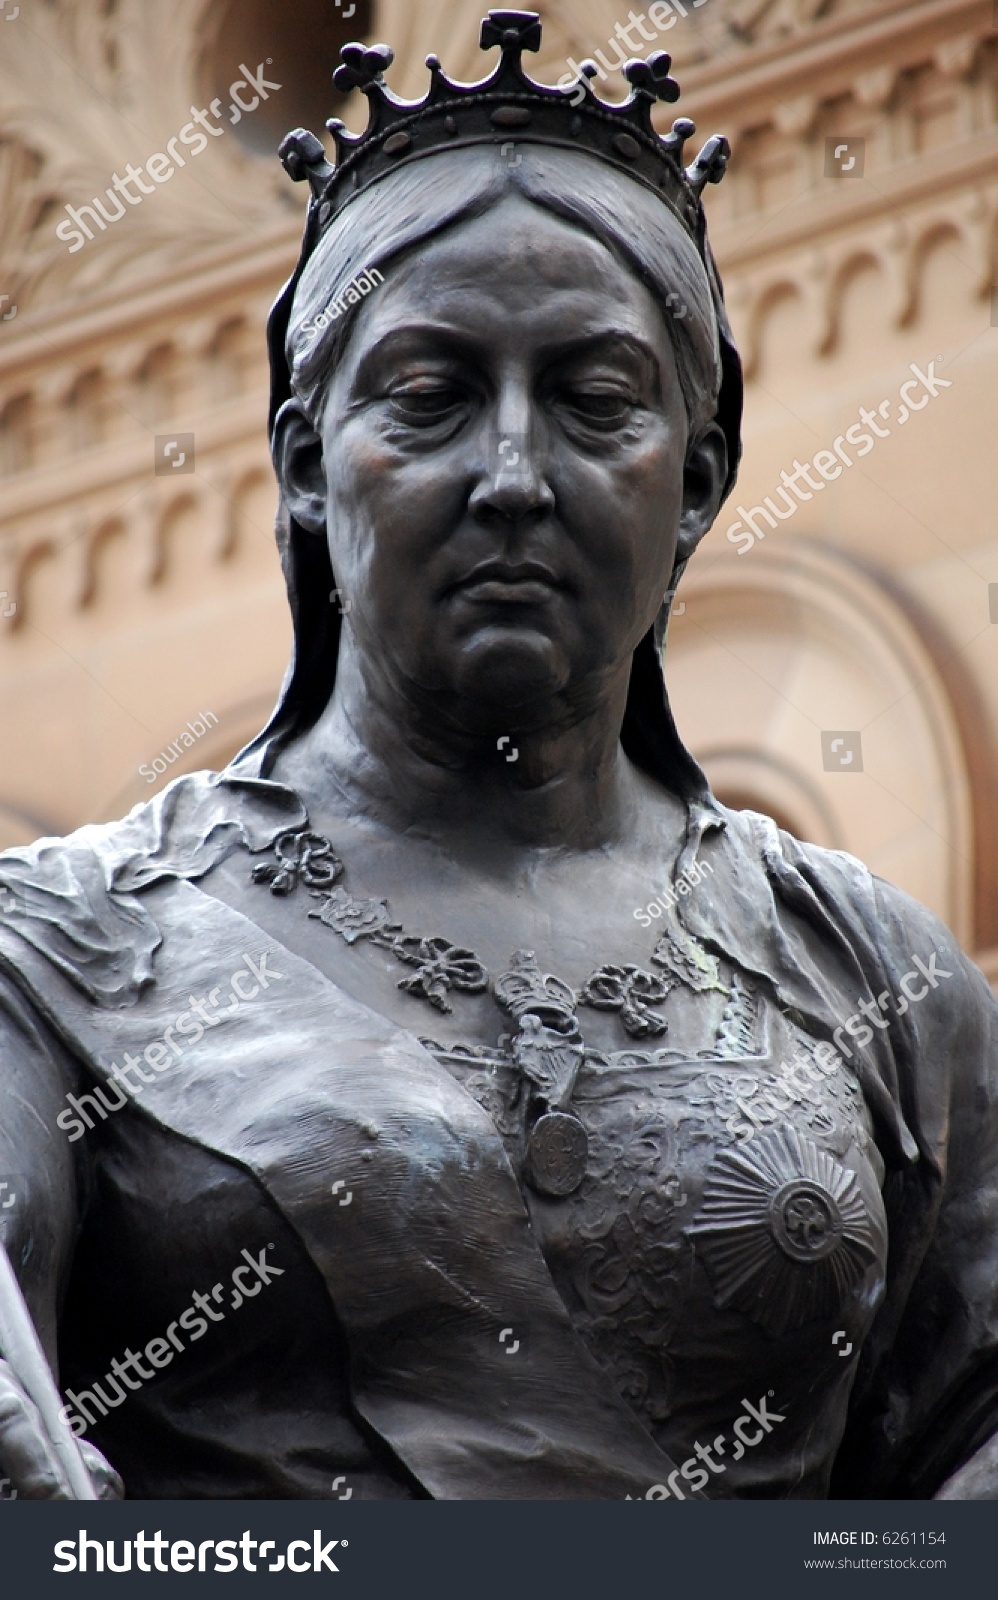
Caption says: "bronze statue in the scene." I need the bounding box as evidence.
[1,10,997,1501]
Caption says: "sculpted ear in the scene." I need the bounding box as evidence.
[272,399,326,535]
[676,421,728,567]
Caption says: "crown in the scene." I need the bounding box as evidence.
[278,9,730,244]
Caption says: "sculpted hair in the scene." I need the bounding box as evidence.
[282,143,722,448]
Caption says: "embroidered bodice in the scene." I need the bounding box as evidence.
[2,772,994,1502]
[426,938,887,1493]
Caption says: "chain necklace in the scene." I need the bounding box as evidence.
[251,827,723,1198]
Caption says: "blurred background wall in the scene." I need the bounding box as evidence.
[1,0,997,983]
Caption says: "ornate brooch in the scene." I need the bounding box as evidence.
[494,950,588,1197]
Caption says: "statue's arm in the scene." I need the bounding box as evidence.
[925,940,998,1501]
[0,970,80,1360]
[935,1431,998,1499]
[0,967,119,1498]
[831,878,998,1499]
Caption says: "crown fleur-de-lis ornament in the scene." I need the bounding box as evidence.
[622,51,681,102]
[332,41,395,95]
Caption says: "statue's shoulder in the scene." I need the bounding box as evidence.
[0,771,306,1006]
[0,770,211,883]
[711,800,878,905]
[0,769,305,886]
[716,801,993,1025]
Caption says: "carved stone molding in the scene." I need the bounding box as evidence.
[735,188,998,376]
[773,93,820,138]
[934,33,982,82]
[726,0,838,48]
[853,64,898,110]
[0,0,289,312]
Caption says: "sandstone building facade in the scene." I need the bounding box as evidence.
[1,0,996,981]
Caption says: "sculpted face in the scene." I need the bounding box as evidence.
[280,193,726,729]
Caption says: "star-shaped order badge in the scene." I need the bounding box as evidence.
[686,1127,882,1336]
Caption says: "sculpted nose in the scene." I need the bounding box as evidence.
[469,429,556,526]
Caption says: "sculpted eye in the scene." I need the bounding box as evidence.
[558,386,637,429]
[387,380,468,423]
[570,391,632,420]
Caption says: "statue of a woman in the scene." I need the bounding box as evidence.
[2,11,997,1501]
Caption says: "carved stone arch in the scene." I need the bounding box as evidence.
[666,542,978,947]
[743,279,805,382]
[150,490,202,586]
[0,391,36,474]
[79,515,127,608]
[63,365,111,452]
[10,539,57,628]
[132,341,182,429]
[205,313,253,403]
[960,188,997,301]
[902,217,969,328]
[224,467,277,565]
[820,248,886,355]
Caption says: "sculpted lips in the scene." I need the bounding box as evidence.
[449,559,563,604]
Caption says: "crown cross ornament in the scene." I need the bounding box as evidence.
[278,8,730,239]
[479,10,542,54]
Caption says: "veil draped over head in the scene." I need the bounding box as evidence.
[234,126,743,807]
